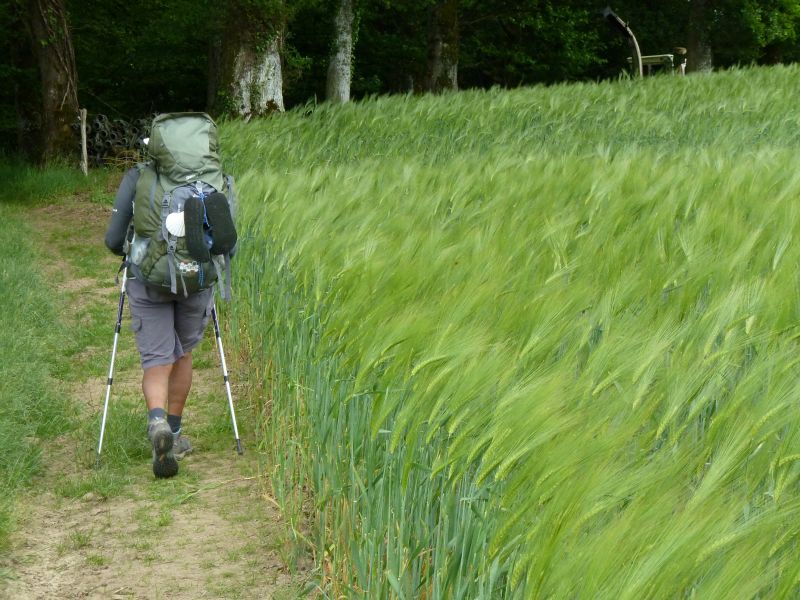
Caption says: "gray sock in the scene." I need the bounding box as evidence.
[148,408,166,422]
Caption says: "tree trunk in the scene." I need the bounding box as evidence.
[214,1,285,119]
[424,0,459,92]
[687,0,713,73]
[326,0,354,103]
[763,42,784,65]
[232,35,284,118]
[27,0,79,163]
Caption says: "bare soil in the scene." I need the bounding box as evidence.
[0,197,307,599]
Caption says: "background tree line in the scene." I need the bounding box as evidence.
[3,0,800,162]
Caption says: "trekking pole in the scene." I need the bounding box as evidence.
[97,260,128,465]
[211,303,244,455]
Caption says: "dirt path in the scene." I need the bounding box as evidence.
[0,197,306,599]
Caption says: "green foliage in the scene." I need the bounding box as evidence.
[282,0,338,105]
[459,0,607,86]
[711,0,800,65]
[353,1,429,94]
[3,0,800,154]
[225,65,800,596]
[67,0,219,116]
[0,160,108,205]
[0,202,72,549]
[228,0,287,26]
[0,1,39,156]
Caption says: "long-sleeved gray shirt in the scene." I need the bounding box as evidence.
[104,167,139,256]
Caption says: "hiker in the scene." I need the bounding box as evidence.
[104,113,237,478]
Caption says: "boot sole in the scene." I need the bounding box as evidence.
[184,195,210,262]
[152,427,178,478]
[205,192,237,255]
[174,445,193,461]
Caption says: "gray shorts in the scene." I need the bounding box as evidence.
[127,278,214,370]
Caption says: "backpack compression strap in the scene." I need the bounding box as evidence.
[160,190,188,297]
[212,255,232,302]
[220,174,236,301]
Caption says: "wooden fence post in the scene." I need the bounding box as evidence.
[80,108,88,176]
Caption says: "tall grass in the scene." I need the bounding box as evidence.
[0,159,110,205]
[0,202,72,549]
[224,65,800,597]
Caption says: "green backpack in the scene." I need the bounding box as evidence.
[128,113,236,299]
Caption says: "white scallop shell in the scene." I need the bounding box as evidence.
[165,211,186,237]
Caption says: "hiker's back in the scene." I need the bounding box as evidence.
[128,113,236,298]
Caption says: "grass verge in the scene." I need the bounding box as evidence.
[0,202,72,550]
[0,162,120,547]
[0,159,112,206]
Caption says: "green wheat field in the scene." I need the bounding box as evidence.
[223,65,800,598]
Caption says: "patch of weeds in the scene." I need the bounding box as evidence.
[90,189,114,205]
[134,506,158,536]
[191,355,215,370]
[71,530,92,548]
[192,400,247,452]
[240,541,258,555]
[225,548,243,562]
[57,530,92,555]
[148,471,202,506]
[83,397,150,473]
[65,243,111,277]
[227,511,256,525]
[140,550,161,565]
[56,469,130,500]
[86,554,110,567]
[116,351,140,373]
[208,577,244,599]
[131,538,152,552]
[273,581,318,600]
[155,506,172,527]
[54,304,125,382]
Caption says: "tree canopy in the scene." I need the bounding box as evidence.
[2,0,799,159]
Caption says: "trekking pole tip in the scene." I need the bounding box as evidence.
[235,439,244,455]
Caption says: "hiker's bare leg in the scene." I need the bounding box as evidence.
[143,364,171,411]
[167,352,193,417]
[142,353,193,415]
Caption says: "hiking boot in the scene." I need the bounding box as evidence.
[173,433,193,460]
[184,196,211,262]
[148,417,178,479]
[205,192,237,255]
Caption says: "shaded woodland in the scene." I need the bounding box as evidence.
[2,0,800,161]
